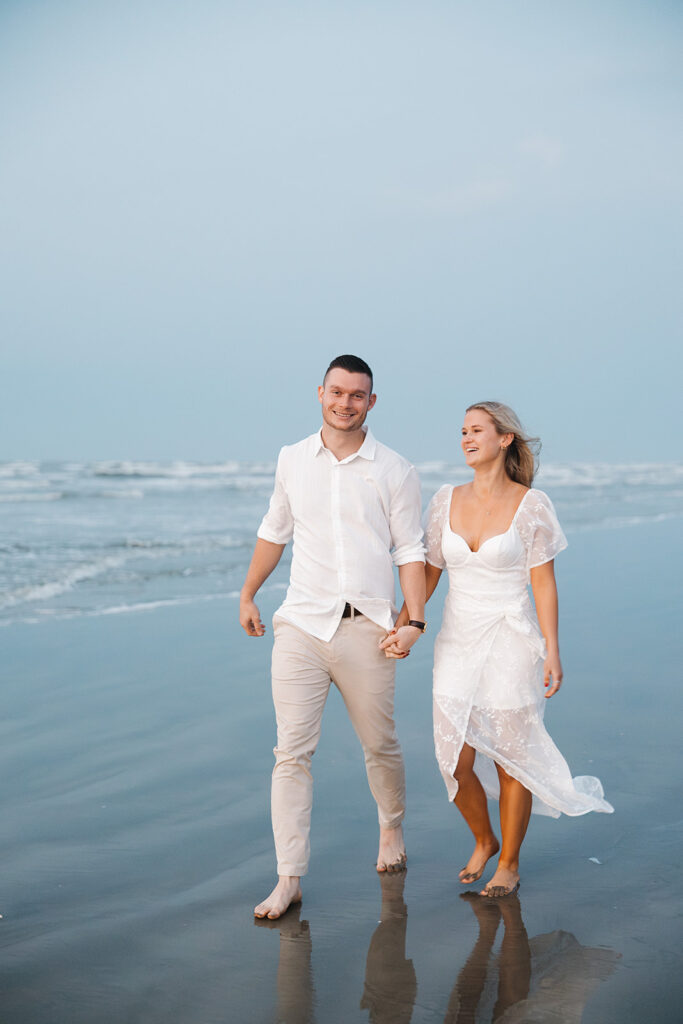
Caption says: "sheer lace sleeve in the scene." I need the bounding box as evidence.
[423,485,452,569]
[516,489,568,570]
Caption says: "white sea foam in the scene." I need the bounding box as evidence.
[0,555,127,609]
[93,592,238,616]
[0,476,53,491]
[117,475,273,493]
[0,492,64,502]
[98,489,145,500]
[91,460,247,478]
[414,460,683,490]
[0,580,288,625]
[79,580,285,619]
[0,461,41,478]
[577,511,681,531]
[536,462,683,488]
[0,532,250,615]
[10,458,677,500]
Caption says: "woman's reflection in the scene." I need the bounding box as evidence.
[445,893,530,1022]
[447,891,619,1023]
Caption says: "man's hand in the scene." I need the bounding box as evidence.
[379,625,422,659]
[238,540,285,638]
[240,597,265,637]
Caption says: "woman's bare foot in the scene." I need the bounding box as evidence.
[376,824,407,873]
[458,837,500,884]
[254,876,302,919]
[480,864,520,897]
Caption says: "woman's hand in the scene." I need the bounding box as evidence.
[543,651,563,697]
[531,560,562,698]
[379,625,422,659]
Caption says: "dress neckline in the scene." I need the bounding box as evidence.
[446,486,533,554]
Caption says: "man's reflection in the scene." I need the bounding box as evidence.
[253,872,417,1024]
[254,905,316,1024]
[360,872,417,1023]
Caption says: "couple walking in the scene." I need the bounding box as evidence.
[239,354,612,920]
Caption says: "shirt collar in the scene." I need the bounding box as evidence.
[310,427,377,462]
[356,427,377,460]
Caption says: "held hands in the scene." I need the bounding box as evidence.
[379,625,422,660]
[240,597,266,637]
[543,651,563,697]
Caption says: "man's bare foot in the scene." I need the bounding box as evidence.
[376,824,407,873]
[254,876,302,919]
[480,864,520,897]
[458,837,500,884]
[253,904,308,936]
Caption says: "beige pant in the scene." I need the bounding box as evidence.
[271,614,406,877]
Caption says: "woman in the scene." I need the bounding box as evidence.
[386,402,613,897]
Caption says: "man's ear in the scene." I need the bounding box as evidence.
[368,393,377,411]
[318,384,325,404]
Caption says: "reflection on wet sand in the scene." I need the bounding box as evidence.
[448,892,619,1023]
[360,873,417,1024]
[254,907,316,1024]
[255,877,618,1023]
[445,892,531,1022]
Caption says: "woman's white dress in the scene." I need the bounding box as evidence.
[425,486,613,817]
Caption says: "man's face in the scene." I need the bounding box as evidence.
[318,369,376,433]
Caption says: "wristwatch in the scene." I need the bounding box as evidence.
[407,620,427,633]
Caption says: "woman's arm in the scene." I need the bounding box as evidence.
[530,559,563,697]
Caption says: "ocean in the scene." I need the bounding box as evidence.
[2,458,683,1022]
[2,459,682,627]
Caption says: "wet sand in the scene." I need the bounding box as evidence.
[1,518,681,1022]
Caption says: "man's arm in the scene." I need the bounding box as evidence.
[241,448,293,637]
[379,462,426,657]
[398,561,426,623]
[394,562,443,628]
[239,538,286,637]
[378,464,427,658]
[379,560,426,657]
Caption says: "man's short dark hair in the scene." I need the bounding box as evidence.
[323,354,373,390]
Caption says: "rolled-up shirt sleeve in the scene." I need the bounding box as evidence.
[257,453,294,545]
[389,466,426,566]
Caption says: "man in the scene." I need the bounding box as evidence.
[240,354,426,919]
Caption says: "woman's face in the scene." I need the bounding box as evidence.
[461,409,508,468]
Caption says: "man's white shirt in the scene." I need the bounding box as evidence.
[257,428,425,641]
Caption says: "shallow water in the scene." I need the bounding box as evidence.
[1,503,681,1021]
[2,458,681,626]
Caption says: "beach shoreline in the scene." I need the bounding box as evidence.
[1,517,681,1021]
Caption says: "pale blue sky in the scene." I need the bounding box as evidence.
[2,0,681,463]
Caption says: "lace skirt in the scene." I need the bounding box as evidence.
[432,614,613,817]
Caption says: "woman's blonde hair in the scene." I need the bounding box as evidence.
[466,401,541,488]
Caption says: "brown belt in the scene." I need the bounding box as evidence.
[341,602,362,618]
